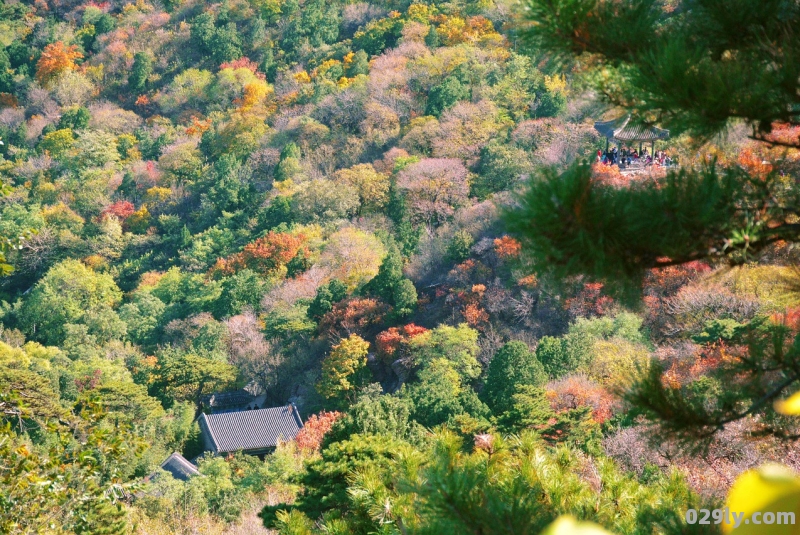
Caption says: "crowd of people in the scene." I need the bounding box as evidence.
[596,147,674,168]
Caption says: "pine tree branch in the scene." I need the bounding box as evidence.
[749,133,800,150]
[706,373,800,435]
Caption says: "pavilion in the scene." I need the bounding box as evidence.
[594,115,669,156]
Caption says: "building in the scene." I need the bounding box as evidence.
[594,115,669,154]
[200,385,267,414]
[158,452,201,481]
[198,404,304,456]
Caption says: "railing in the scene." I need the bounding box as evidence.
[617,160,678,175]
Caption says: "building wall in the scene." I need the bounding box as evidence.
[198,416,218,454]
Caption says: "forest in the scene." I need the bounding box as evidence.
[2,0,800,533]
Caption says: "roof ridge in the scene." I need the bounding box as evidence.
[162,452,200,473]
[198,413,221,453]
[290,403,303,428]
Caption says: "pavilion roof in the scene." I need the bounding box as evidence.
[594,116,669,142]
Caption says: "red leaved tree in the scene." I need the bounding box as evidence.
[493,236,521,259]
[565,282,614,319]
[99,201,135,222]
[211,231,307,278]
[546,375,617,424]
[219,57,266,80]
[295,410,342,452]
[375,323,428,362]
[319,297,389,340]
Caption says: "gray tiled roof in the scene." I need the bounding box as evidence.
[160,452,201,481]
[199,405,304,454]
[595,116,669,142]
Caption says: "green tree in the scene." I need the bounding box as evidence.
[214,269,268,318]
[425,76,470,117]
[494,385,600,448]
[534,312,646,379]
[153,352,238,410]
[482,341,547,414]
[211,22,243,64]
[94,13,115,34]
[446,229,474,263]
[118,292,166,347]
[307,279,347,321]
[128,52,152,92]
[392,278,417,318]
[0,49,13,93]
[0,367,66,424]
[297,0,340,47]
[424,24,440,48]
[346,50,369,77]
[268,430,701,535]
[473,142,533,199]
[39,128,75,159]
[274,142,302,182]
[150,267,223,322]
[364,243,403,302]
[408,323,481,381]
[58,105,91,130]
[79,381,165,423]
[363,243,417,316]
[191,12,217,54]
[0,394,142,535]
[257,195,295,230]
[196,456,250,522]
[317,334,371,406]
[325,384,422,444]
[19,259,123,346]
[262,434,402,528]
[405,358,491,428]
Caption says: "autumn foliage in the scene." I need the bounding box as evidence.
[99,200,135,222]
[219,57,266,80]
[565,282,614,319]
[211,231,307,278]
[319,297,389,339]
[660,342,739,389]
[295,410,343,452]
[36,42,83,85]
[375,323,428,361]
[493,236,521,259]
[546,375,616,423]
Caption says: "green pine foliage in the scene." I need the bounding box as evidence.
[425,76,470,117]
[128,52,152,92]
[308,279,348,321]
[267,430,709,535]
[482,341,547,414]
[505,162,778,299]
